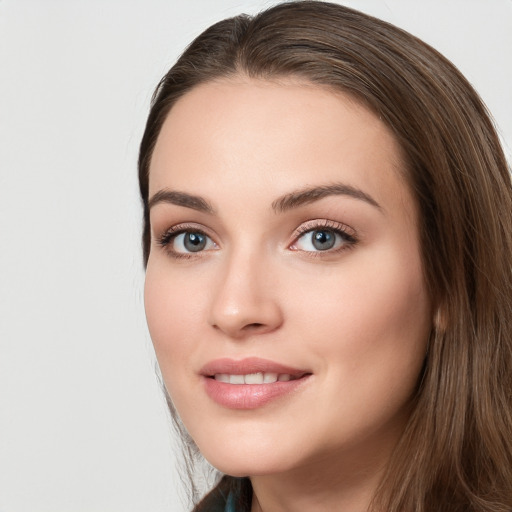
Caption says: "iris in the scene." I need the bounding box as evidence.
[184,232,207,252]
[312,230,336,250]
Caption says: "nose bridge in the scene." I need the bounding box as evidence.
[208,242,283,338]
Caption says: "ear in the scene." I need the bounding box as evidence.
[433,303,448,333]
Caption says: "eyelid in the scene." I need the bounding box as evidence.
[155,221,214,240]
[292,219,356,239]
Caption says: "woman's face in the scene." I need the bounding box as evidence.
[145,78,432,478]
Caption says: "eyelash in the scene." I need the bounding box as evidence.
[156,220,357,259]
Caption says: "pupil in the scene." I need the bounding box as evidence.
[312,230,335,250]
[184,232,206,252]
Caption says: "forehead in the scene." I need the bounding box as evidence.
[149,77,413,218]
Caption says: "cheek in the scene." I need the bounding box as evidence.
[286,257,430,446]
[285,245,431,381]
[144,263,203,370]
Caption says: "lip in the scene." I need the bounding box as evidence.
[201,357,312,410]
[201,357,309,377]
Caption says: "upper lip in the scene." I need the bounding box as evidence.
[200,357,310,377]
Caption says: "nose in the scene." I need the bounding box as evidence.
[208,250,284,339]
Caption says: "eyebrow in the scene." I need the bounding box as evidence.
[148,189,214,214]
[148,182,381,215]
[271,183,381,212]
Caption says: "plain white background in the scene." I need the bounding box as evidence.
[0,1,510,511]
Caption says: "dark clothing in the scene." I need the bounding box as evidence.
[192,476,250,512]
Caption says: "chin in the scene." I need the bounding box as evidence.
[199,443,295,478]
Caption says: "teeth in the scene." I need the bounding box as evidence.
[244,372,264,384]
[230,374,245,385]
[213,372,292,384]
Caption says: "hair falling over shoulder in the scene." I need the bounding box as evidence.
[139,2,512,510]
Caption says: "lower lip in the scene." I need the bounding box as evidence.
[203,376,310,409]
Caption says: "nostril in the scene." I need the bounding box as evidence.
[243,323,264,331]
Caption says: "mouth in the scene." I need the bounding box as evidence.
[201,357,310,381]
[200,357,312,409]
[210,372,305,384]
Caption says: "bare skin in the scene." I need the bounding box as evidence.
[145,77,432,511]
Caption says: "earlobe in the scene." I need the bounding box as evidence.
[433,304,448,333]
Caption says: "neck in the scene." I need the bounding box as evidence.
[250,460,383,512]
[248,425,403,512]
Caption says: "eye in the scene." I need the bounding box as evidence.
[173,231,215,253]
[158,227,217,257]
[290,221,357,253]
[294,229,343,251]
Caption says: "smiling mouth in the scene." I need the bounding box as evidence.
[211,372,305,384]
[201,357,312,408]
[204,368,311,409]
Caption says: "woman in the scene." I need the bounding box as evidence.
[138,1,512,511]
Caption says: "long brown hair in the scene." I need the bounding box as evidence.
[138,2,512,510]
